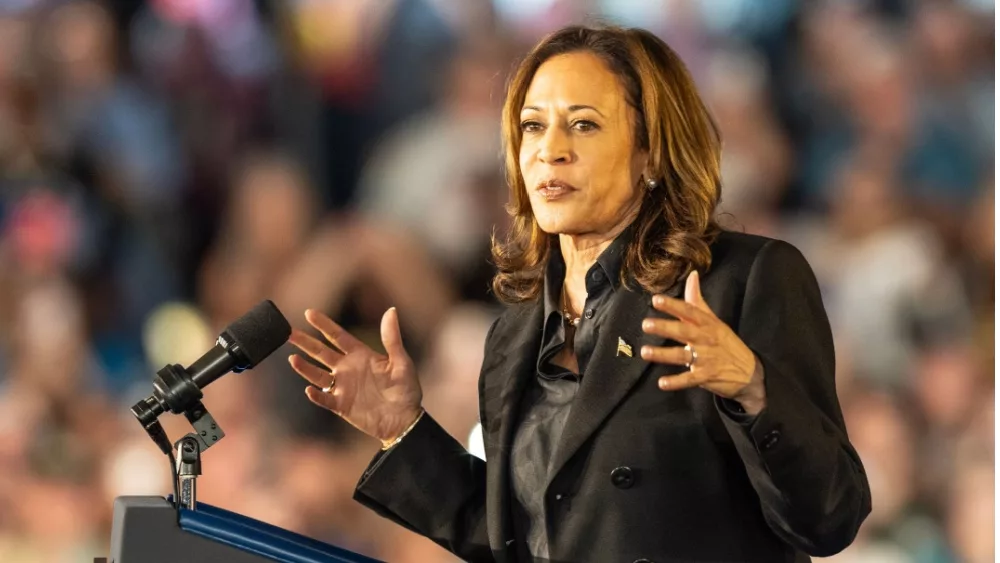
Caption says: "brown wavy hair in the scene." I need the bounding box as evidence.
[491,25,723,303]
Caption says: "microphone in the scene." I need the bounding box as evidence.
[181,299,293,389]
[131,300,291,454]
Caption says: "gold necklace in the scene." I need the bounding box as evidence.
[561,286,581,327]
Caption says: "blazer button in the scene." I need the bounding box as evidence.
[610,466,635,489]
[761,429,782,450]
[633,559,654,563]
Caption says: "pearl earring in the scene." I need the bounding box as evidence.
[645,177,658,190]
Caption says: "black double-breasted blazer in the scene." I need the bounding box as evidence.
[354,231,871,563]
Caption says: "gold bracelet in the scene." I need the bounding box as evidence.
[381,408,425,451]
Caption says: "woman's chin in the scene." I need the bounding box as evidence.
[534,214,588,235]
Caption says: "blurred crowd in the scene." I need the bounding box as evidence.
[0,0,992,562]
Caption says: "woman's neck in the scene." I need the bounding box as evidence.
[560,232,616,282]
[557,208,638,313]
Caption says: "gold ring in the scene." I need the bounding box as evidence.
[321,374,336,393]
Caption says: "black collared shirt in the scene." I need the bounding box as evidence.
[509,228,630,561]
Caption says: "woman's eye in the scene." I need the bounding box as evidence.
[572,120,598,132]
[520,121,543,132]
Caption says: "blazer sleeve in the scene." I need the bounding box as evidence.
[352,319,500,563]
[713,239,872,557]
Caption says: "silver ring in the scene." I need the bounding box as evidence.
[321,374,336,393]
[684,344,697,369]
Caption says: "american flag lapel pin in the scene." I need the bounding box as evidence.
[617,337,633,358]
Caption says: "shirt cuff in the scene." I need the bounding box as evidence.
[717,396,759,426]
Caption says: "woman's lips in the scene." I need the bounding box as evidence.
[537,179,578,201]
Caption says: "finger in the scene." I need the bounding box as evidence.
[289,329,344,369]
[380,307,409,363]
[305,309,365,354]
[641,318,716,345]
[639,346,690,366]
[652,294,714,325]
[657,370,709,391]
[288,354,337,388]
[685,270,710,311]
[639,345,691,365]
[305,385,342,414]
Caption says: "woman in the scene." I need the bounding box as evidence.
[288,25,871,563]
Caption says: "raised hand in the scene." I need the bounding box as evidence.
[288,307,423,443]
[640,271,760,403]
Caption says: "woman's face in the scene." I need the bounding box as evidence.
[519,51,648,236]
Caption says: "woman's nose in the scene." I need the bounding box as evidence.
[538,128,573,164]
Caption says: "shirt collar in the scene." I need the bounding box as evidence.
[542,221,636,318]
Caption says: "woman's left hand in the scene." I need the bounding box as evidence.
[640,271,759,402]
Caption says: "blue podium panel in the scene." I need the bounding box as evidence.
[180,500,383,563]
[110,496,383,563]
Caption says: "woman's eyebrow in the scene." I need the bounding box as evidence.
[520,104,605,117]
[568,104,604,116]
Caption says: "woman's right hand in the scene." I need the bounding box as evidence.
[288,307,423,444]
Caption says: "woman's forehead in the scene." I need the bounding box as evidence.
[521,51,627,114]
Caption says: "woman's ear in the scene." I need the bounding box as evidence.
[631,148,651,185]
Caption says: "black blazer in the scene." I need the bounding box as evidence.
[354,231,871,563]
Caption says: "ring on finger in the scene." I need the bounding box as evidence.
[321,373,337,393]
[683,344,698,369]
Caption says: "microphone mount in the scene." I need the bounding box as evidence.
[130,362,227,510]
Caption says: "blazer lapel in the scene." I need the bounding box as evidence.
[481,300,544,556]
[546,278,685,491]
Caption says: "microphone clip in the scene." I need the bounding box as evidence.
[131,363,227,455]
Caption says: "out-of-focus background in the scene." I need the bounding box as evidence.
[0,0,992,561]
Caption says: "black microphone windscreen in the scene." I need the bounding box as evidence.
[224,300,292,367]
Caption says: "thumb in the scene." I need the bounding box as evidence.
[380,307,408,361]
[685,270,709,310]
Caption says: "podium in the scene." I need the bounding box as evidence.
[109,496,383,563]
